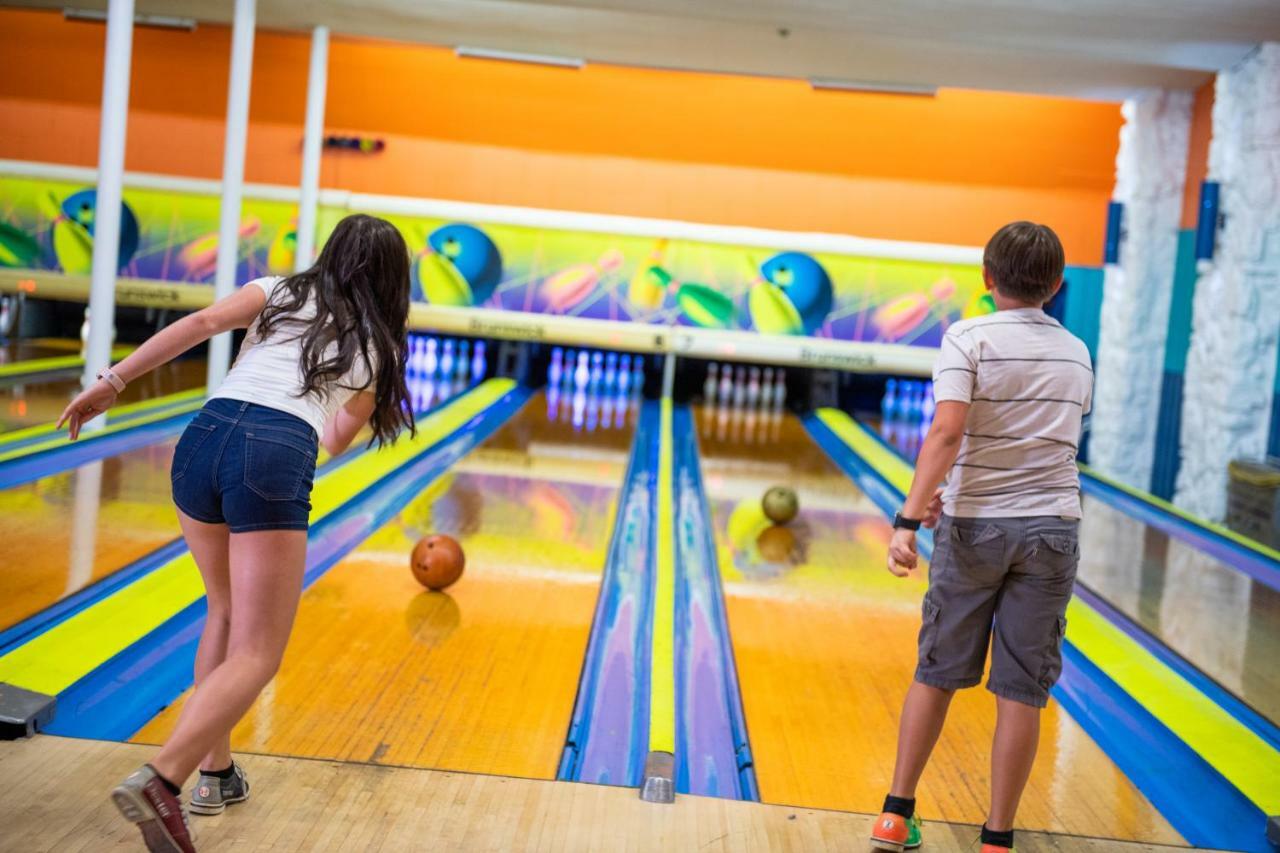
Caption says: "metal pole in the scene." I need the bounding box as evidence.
[82,0,134,391]
[207,0,257,390]
[295,25,329,273]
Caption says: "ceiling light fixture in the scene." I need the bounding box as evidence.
[809,77,936,97]
[64,8,196,30]
[456,46,585,70]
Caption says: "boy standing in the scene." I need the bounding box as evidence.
[871,222,1093,853]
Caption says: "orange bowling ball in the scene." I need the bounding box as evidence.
[410,534,466,590]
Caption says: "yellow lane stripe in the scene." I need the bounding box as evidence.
[0,378,515,696]
[0,345,133,379]
[0,390,207,464]
[814,407,1280,814]
[1081,463,1280,563]
[648,396,676,754]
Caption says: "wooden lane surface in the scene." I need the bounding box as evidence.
[0,358,204,432]
[135,392,637,781]
[694,406,1183,845]
[0,735,1215,852]
[0,437,180,631]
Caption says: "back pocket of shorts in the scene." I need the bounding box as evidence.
[243,432,315,501]
[171,422,216,482]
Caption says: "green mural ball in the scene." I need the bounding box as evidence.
[0,223,39,268]
[748,281,804,336]
[417,251,475,307]
[677,282,736,329]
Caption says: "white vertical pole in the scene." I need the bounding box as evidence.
[207,0,257,391]
[82,0,134,391]
[295,25,329,273]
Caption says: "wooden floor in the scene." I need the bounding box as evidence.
[0,736,1206,853]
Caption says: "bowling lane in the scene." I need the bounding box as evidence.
[0,373,452,636]
[0,357,204,432]
[136,388,638,781]
[868,413,1280,726]
[696,405,1181,844]
[1076,494,1280,724]
[0,437,181,632]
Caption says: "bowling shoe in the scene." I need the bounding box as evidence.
[189,761,250,815]
[869,811,922,851]
[111,764,196,852]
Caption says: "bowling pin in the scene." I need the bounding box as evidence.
[761,368,774,408]
[747,367,762,408]
[705,363,719,403]
[590,351,604,390]
[881,378,898,420]
[472,340,487,380]
[732,366,747,409]
[618,354,633,394]
[547,385,560,421]
[424,338,439,376]
[440,340,456,378]
[549,347,564,386]
[718,364,733,406]
[572,388,587,430]
[631,357,645,397]
[575,351,590,389]
[457,341,471,380]
[605,352,618,390]
[773,369,787,409]
[922,383,935,422]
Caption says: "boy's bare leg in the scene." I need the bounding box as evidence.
[987,696,1040,831]
[889,681,956,797]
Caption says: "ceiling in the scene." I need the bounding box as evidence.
[26,0,1280,100]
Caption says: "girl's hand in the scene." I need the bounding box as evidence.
[58,379,119,440]
[887,528,918,577]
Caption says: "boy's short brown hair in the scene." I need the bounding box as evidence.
[983,222,1065,304]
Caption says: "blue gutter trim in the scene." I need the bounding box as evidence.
[671,405,758,800]
[1079,472,1280,593]
[1057,644,1269,852]
[1073,583,1280,753]
[0,407,393,656]
[802,411,1269,851]
[558,399,658,787]
[43,386,531,740]
[0,411,194,490]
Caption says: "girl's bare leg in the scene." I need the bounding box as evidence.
[149,529,306,786]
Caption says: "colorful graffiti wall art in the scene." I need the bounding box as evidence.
[2,174,993,347]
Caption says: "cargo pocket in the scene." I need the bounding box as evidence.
[1037,615,1068,689]
[919,597,942,665]
[243,432,316,501]
[171,422,216,482]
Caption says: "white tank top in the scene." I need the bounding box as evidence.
[209,276,376,437]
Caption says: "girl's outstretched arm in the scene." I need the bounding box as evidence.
[58,285,268,439]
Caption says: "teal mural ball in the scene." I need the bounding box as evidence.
[60,189,140,271]
[427,223,502,305]
[753,251,833,335]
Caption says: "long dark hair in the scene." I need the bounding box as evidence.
[257,213,415,447]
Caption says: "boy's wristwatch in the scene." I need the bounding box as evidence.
[892,512,922,531]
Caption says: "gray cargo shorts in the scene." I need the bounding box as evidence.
[916,514,1080,708]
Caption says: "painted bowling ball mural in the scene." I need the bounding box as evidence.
[50,189,140,274]
[963,289,997,319]
[418,223,502,307]
[677,282,736,329]
[0,223,39,268]
[748,251,833,336]
[267,218,298,274]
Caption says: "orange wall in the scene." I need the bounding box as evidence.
[0,8,1121,261]
[1180,80,1215,229]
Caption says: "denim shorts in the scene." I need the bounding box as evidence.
[915,514,1080,708]
[171,398,319,533]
